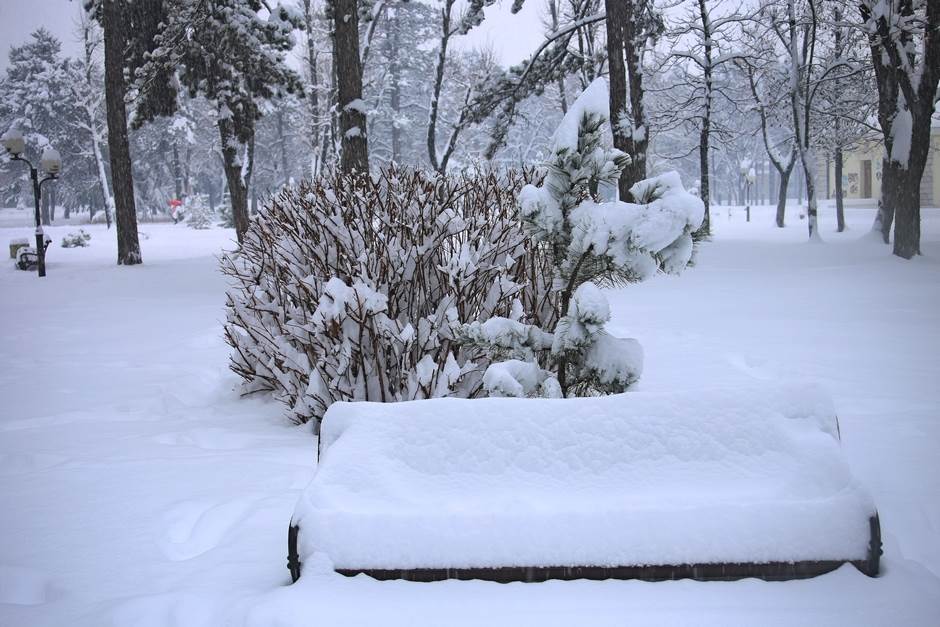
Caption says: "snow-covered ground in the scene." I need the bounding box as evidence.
[1,204,938,626]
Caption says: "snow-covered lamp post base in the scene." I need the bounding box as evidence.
[2,129,61,278]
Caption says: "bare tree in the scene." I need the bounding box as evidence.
[426,0,474,173]
[740,55,798,227]
[301,0,330,175]
[859,0,940,257]
[70,10,112,228]
[811,4,878,232]
[659,0,752,235]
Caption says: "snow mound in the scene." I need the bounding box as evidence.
[293,383,876,571]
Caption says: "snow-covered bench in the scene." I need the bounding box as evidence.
[288,384,881,582]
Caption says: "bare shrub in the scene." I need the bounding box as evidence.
[221,166,555,426]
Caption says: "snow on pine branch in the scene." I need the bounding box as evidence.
[464,78,703,400]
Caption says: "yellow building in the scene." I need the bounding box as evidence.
[821,120,940,207]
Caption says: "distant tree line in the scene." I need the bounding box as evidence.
[0,0,935,261]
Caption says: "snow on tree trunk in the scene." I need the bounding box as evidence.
[786,0,821,242]
[461,79,703,399]
[860,0,940,258]
[333,0,370,175]
[218,118,250,242]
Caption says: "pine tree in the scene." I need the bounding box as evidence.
[186,194,213,229]
[0,29,72,225]
[459,79,704,398]
[68,11,113,228]
[134,0,302,243]
[98,0,143,264]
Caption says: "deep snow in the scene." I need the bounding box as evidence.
[296,385,875,570]
[1,204,939,626]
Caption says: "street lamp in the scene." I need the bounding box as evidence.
[2,128,60,277]
[739,159,756,223]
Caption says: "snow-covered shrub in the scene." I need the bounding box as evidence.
[461,78,705,398]
[221,166,554,426]
[61,229,91,248]
[186,195,213,229]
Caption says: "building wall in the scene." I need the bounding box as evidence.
[821,130,940,206]
[820,139,882,201]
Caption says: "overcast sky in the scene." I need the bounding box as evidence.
[0,0,546,71]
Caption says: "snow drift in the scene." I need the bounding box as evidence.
[291,383,879,578]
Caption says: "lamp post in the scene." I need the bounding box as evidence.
[2,129,61,277]
[739,159,756,223]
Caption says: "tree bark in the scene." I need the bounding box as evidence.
[694,0,713,237]
[422,6,470,176]
[835,148,845,232]
[549,0,568,115]
[605,0,631,200]
[172,142,182,199]
[776,166,792,228]
[89,110,113,228]
[333,0,369,174]
[302,0,322,175]
[873,157,895,242]
[621,0,648,194]
[389,11,402,163]
[860,0,939,257]
[102,0,142,265]
[218,117,251,242]
[889,163,923,258]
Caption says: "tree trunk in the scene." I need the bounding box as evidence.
[835,148,845,232]
[549,0,568,115]
[860,0,938,257]
[89,113,113,228]
[302,0,322,174]
[605,0,631,201]
[184,145,191,195]
[218,117,251,242]
[427,0,456,173]
[333,0,369,174]
[696,126,711,236]
[775,166,791,228]
[621,0,648,194]
[172,142,182,199]
[695,0,713,237]
[389,13,402,163]
[102,0,142,265]
[890,169,921,258]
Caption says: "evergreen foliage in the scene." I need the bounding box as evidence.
[461,79,704,398]
[186,195,213,229]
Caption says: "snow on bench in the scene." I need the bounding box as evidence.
[290,384,880,581]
